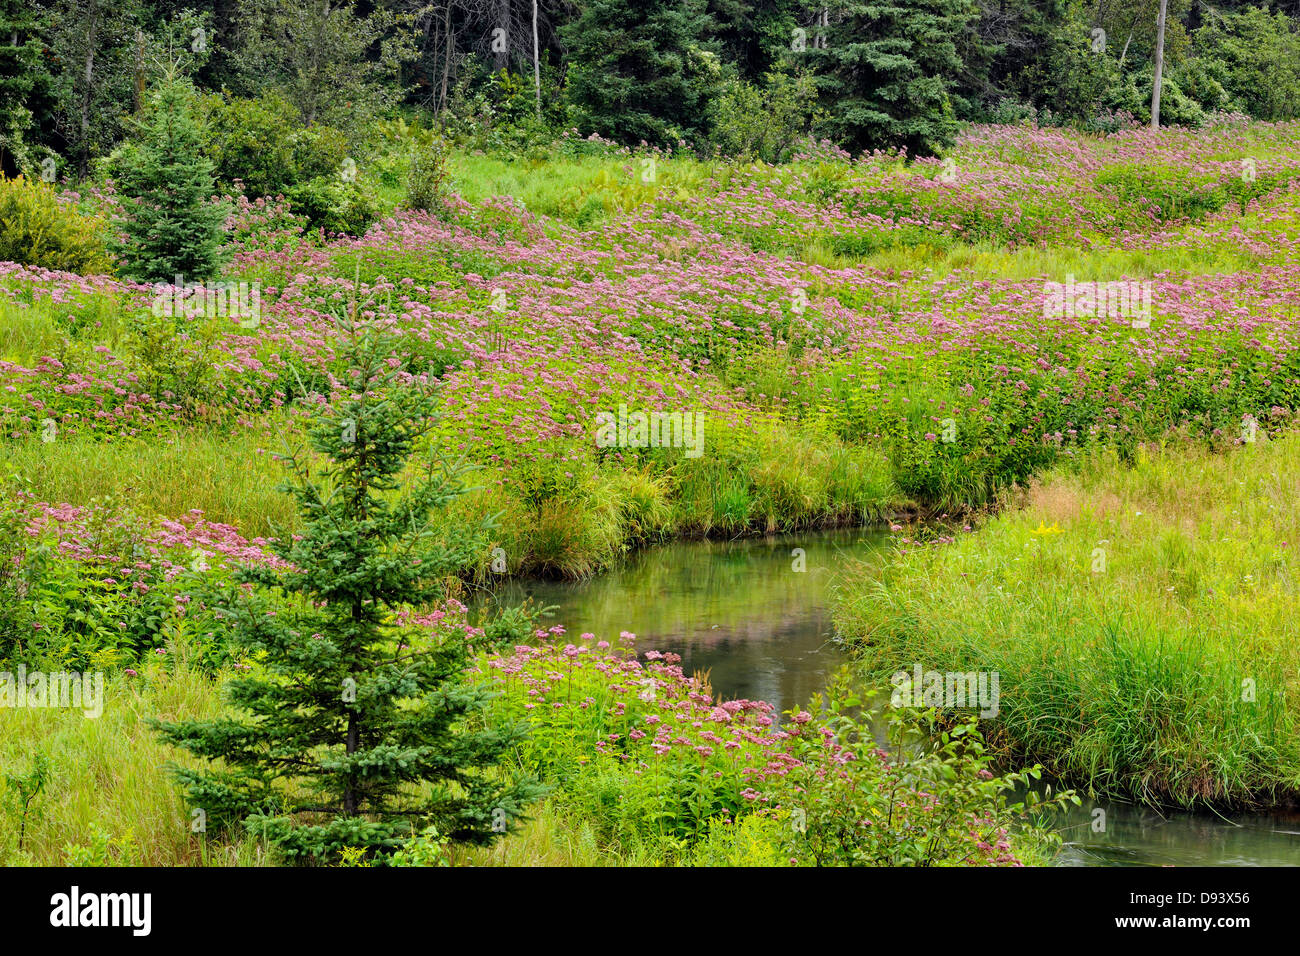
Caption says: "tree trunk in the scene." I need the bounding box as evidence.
[531,0,541,119]
[344,711,358,814]
[304,0,332,127]
[440,5,452,115]
[1151,0,1168,130]
[344,595,361,817]
[78,1,99,180]
[495,0,508,72]
[134,30,145,113]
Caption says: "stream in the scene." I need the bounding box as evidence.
[474,528,1300,867]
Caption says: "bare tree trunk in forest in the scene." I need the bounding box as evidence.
[304,0,332,127]
[494,0,508,71]
[78,0,99,180]
[440,5,452,115]
[532,0,540,119]
[1151,0,1168,129]
[134,30,145,113]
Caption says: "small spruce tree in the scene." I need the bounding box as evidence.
[113,72,228,282]
[155,312,543,863]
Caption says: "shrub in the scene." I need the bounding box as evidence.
[1024,22,1123,123]
[710,72,822,164]
[200,92,299,198]
[201,92,351,200]
[404,131,450,214]
[0,175,110,273]
[1195,7,1300,122]
[285,175,384,237]
[125,307,226,416]
[770,678,1075,866]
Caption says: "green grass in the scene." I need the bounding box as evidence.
[0,292,133,367]
[0,655,265,866]
[835,434,1300,807]
[0,426,300,537]
[448,150,723,228]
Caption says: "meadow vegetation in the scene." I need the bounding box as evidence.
[5,0,1300,866]
[837,435,1300,808]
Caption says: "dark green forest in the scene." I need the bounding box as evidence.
[3,0,1300,182]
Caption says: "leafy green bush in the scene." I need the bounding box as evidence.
[201,91,351,199]
[0,175,110,274]
[1172,59,1240,116]
[1024,22,1123,123]
[771,680,1075,866]
[404,131,450,214]
[1195,7,1300,121]
[126,308,226,415]
[284,175,384,236]
[709,73,821,163]
[1133,73,1207,129]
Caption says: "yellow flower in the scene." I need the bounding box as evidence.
[1028,521,1065,536]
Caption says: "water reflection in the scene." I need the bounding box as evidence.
[1053,800,1300,867]
[472,528,885,717]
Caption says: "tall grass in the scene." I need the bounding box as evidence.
[835,435,1300,807]
[0,427,299,536]
[456,420,898,579]
[0,293,132,367]
[0,656,265,866]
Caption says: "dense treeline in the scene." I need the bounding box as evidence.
[2,0,1300,177]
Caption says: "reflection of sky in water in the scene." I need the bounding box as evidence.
[473,528,1299,867]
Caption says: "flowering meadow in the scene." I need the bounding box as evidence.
[6,121,1300,581]
[472,629,1061,866]
[5,119,1300,863]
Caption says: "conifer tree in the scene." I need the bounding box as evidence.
[112,72,227,282]
[561,0,720,146]
[155,314,543,863]
[808,0,976,157]
[0,0,45,177]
